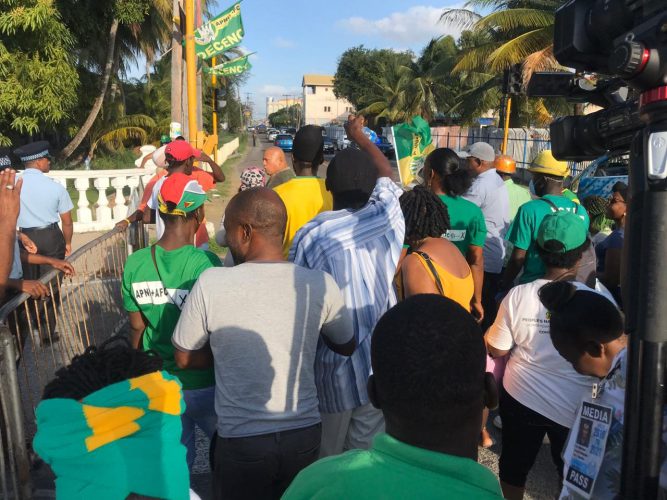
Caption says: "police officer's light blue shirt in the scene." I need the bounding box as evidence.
[462,168,510,274]
[10,238,22,280]
[17,169,73,229]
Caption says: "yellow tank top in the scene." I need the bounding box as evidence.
[400,250,474,312]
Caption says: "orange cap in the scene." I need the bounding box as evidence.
[495,154,516,174]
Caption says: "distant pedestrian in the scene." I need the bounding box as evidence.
[290,116,405,458]
[283,295,504,500]
[273,125,332,256]
[460,142,510,330]
[13,141,74,278]
[252,130,257,147]
[173,188,355,499]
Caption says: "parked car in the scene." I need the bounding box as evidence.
[571,154,628,200]
[323,137,335,155]
[286,127,297,137]
[337,135,351,150]
[267,129,279,142]
[376,136,395,158]
[275,134,294,152]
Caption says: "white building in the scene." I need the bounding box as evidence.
[302,74,354,126]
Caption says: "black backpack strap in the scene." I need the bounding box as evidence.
[540,197,560,212]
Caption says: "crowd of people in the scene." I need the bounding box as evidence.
[0,115,648,499]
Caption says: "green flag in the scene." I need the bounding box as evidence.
[204,55,252,76]
[194,2,244,59]
[391,116,435,186]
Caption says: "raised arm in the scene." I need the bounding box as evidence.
[199,152,225,183]
[345,116,393,179]
[0,170,21,301]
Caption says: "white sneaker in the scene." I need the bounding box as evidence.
[493,415,503,429]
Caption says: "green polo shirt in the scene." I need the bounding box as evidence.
[438,194,487,256]
[506,194,590,284]
[282,433,504,500]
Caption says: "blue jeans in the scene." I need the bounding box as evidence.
[182,386,217,469]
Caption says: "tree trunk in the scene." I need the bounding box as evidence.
[60,18,119,160]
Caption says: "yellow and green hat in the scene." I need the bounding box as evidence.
[537,211,588,253]
[528,150,570,177]
[158,173,206,216]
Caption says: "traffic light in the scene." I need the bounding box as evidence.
[214,89,226,111]
[502,64,523,95]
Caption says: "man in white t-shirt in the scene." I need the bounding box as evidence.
[485,210,614,500]
[172,188,356,500]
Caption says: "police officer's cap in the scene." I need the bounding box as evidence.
[0,147,12,170]
[14,141,52,163]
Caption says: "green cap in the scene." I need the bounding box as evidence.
[160,134,171,145]
[537,211,588,253]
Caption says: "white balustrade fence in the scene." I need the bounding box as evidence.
[47,168,156,233]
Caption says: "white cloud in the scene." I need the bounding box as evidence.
[337,5,462,45]
[273,36,296,48]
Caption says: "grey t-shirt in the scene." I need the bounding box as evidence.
[172,262,353,438]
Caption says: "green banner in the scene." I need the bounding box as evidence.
[391,116,435,186]
[194,2,244,59]
[204,55,252,76]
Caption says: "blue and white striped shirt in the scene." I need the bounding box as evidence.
[290,177,405,413]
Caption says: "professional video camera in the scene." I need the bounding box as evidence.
[535,1,667,499]
[526,0,666,162]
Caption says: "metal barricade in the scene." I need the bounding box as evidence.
[0,221,147,499]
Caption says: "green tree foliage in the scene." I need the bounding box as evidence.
[269,104,301,128]
[0,0,79,145]
[333,46,413,109]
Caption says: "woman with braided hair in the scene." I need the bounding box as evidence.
[396,185,474,312]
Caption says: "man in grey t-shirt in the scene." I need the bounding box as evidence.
[173,188,355,499]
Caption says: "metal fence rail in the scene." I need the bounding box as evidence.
[0,222,146,499]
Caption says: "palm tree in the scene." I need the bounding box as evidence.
[441,0,564,77]
[60,0,172,159]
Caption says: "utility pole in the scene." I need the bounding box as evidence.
[170,0,183,127]
[184,0,197,144]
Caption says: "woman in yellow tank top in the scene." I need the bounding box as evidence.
[396,186,475,313]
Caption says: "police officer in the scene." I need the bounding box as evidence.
[13,141,74,280]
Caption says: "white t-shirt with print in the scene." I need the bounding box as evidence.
[486,279,614,427]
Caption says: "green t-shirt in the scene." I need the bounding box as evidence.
[504,179,532,222]
[506,195,590,284]
[438,194,487,256]
[283,433,504,500]
[122,245,221,390]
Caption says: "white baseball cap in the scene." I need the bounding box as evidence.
[457,142,496,162]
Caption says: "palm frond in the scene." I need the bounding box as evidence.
[439,8,481,29]
[94,126,148,151]
[475,8,554,31]
[487,26,554,70]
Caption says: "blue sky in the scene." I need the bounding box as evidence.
[228,1,465,118]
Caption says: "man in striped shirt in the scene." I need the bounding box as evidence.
[290,117,405,457]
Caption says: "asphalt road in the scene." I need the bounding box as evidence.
[188,136,560,500]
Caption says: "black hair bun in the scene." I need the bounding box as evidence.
[538,281,577,312]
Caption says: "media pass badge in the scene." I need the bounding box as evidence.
[563,401,613,498]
